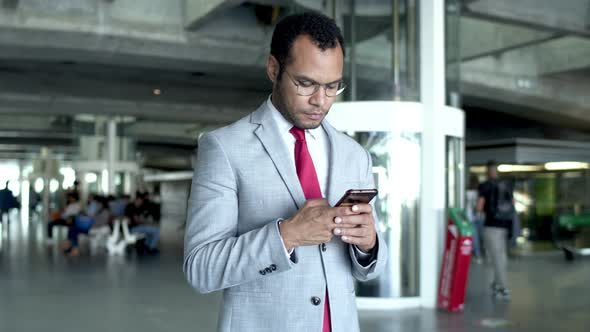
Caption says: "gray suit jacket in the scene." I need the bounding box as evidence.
[184,101,388,332]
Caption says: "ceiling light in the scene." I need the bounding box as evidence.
[498,164,543,172]
[516,78,532,89]
[544,162,589,171]
[469,166,486,174]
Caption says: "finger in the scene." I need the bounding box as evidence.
[338,214,374,226]
[340,235,367,246]
[333,206,362,216]
[350,203,372,214]
[334,226,369,237]
[333,203,373,216]
[333,216,357,228]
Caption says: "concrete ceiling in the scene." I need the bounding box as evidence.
[0,0,590,168]
[459,0,590,131]
[0,1,279,167]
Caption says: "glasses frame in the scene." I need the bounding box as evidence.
[284,71,347,97]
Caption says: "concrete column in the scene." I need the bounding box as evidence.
[123,171,138,197]
[40,148,51,224]
[419,0,446,308]
[19,160,29,224]
[107,118,117,195]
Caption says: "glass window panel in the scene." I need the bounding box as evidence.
[344,0,420,101]
[446,136,463,210]
[346,131,421,298]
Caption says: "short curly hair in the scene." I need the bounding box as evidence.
[270,11,345,77]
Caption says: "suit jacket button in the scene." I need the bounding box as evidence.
[321,243,327,252]
[311,296,321,306]
[270,264,277,271]
[265,267,272,274]
[259,270,266,275]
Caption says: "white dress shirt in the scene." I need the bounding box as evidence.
[267,97,372,259]
[267,97,329,196]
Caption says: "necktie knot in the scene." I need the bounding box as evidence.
[289,126,306,142]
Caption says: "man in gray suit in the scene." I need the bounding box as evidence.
[184,11,388,332]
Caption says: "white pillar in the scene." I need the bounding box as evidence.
[107,118,117,195]
[419,0,446,308]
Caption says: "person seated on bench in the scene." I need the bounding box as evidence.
[109,194,130,223]
[125,192,160,255]
[64,196,112,257]
[46,192,81,245]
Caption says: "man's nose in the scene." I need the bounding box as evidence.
[310,86,328,107]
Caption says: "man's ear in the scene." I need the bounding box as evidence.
[266,55,279,83]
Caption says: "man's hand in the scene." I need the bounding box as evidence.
[332,204,376,252]
[279,199,357,251]
[476,197,485,214]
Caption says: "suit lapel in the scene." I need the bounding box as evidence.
[322,121,344,206]
[252,103,307,209]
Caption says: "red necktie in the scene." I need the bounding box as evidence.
[289,126,331,332]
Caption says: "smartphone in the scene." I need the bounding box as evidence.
[335,189,378,207]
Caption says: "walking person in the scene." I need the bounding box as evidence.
[477,160,515,301]
[0,181,18,222]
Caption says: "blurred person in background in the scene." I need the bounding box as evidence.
[0,181,19,222]
[477,160,515,301]
[85,193,100,217]
[66,180,80,197]
[466,174,484,264]
[64,196,111,257]
[110,194,130,220]
[125,192,160,255]
[28,185,41,219]
[46,192,81,245]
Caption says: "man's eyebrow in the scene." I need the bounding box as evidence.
[294,74,343,85]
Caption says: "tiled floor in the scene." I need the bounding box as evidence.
[1,212,589,332]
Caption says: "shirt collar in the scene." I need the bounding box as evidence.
[266,95,321,141]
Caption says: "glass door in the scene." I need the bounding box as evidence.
[327,101,424,301]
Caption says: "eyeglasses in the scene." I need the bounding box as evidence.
[284,71,346,97]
